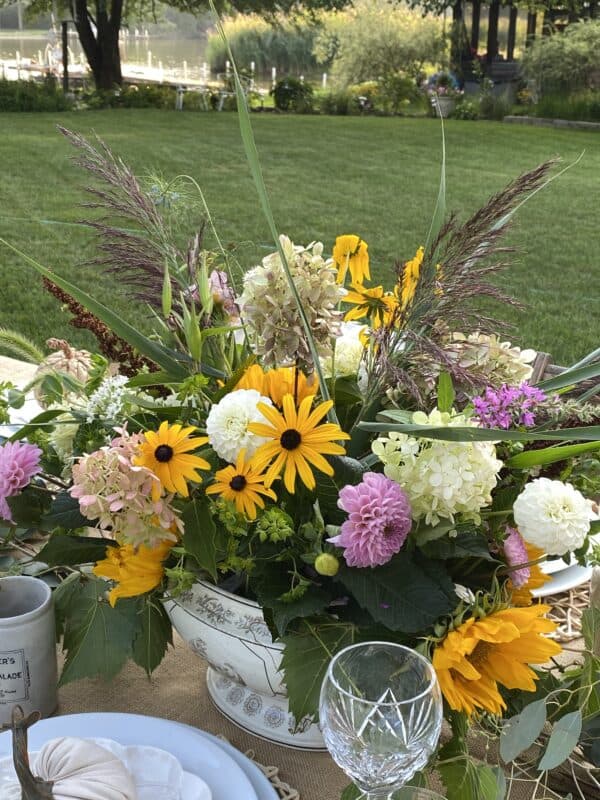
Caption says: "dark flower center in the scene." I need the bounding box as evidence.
[155,444,174,463]
[280,429,302,450]
[230,475,247,492]
[467,640,493,670]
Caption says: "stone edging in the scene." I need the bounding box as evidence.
[504,115,600,131]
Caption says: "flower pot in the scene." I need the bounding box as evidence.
[434,96,456,118]
[164,580,325,750]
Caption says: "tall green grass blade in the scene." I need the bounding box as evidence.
[0,237,189,379]
[506,441,600,469]
[209,1,335,421]
[570,346,600,370]
[578,383,600,403]
[424,107,446,253]
[536,362,600,392]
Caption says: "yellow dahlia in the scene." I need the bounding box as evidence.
[343,284,398,329]
[134,421,210,501]
[248,393,350,493]
[236,364,317,407]
[433,605,562,716]
[93,539,174,607]
[205,449,276,520]
[333,234,370,285]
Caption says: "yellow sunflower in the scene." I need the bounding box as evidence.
[433,605,562,716]
[333,234,370,285]
[205,449,276,520]
[236,364,317,407]
[509,543,552,606]
[343,284,398,329]
[248,393,350,493]
[134,421,210,501]
[93,539,173,607]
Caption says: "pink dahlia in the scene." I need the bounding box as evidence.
[329,472,412,568]
[504,527,530,588]
[0,440,42,523]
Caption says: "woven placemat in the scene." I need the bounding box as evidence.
[546,581,590,643]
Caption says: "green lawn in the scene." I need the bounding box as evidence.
[0,111,598,366]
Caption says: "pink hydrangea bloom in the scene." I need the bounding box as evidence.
[504,527,530,588]
[329,472,412,568]
[0,441,42,523]
[70,429,183,547]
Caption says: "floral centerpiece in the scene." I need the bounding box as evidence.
[1,118,599,797]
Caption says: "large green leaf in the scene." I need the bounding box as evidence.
[5,484,52,527]
[362,413,600,443]
[500,699,547,763]
[439,757,504,800]
[181,496,227,582]
[420,530,496,562]
[436,372,455,414]
[38,533,115,567]
[40,491,92,530]
[280,620,355,726]
[8,409,65,443]
[0,238,189,379]
[314,455,365,524]
[538,710,582,771]
[336,552,456,633]
[57,576,140,685]
[253,567,332,637]
[536,361,600,392]
[132,597,173,676]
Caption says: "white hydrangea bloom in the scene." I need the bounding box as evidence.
[513,477,594,556]
[86,374,129,422]
[321,322,366,379]
[372,409,502,525]
[449,332,537,385]
[206,389,273,463]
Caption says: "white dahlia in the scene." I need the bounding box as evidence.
[513,478,594,556]
[372,409,502,526]
[206,389,273,463]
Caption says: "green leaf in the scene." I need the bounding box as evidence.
[424,110,446,253]
[536,362,600,392]
[314,455,364,524]
[363,413,600,443]
[580,715,600,767]
[412,520,459,546]
[500,699,547,763]
[254,568,332,636]
[6,485,52,527]
[538,710,582,771]
[0,237,190,380]
[420,530,496,562]
[340,785,360,800]
[58,576,140,685]
[506,441,600,469]
[38,534,115,568]
[127,371,182,388]
[336,552,456,633]
[8,409,65,442]
[40,491,92,530]
[280,620,355,726]
[439,757,503,800]
[437,372,455,414]
[132,597,173,676]
[181,497,226,582]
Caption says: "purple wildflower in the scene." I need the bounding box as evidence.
[504,527,530,588]
[473,381,546,429]
[328,472,412,568]
[0,441,42,523]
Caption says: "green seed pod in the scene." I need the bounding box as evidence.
[315,553,340,577]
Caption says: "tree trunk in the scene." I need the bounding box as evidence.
[486,1,500,64]
[72,0,123,90]
[471,0,481,54]
[526,12,537,47]
[507,4,518,61]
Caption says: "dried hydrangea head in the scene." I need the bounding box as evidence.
[237,235,344,370]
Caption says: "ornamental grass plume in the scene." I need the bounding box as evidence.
[328,472,412,568]
[0,441,42,523]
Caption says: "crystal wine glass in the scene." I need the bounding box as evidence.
[319,642,443,799]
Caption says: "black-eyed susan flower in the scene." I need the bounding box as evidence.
[93,538,174,606]
[396,246,424,310]
[248,394,350,494]
[134,421,210,501]
[432,605,562,716]
[343,284,398,329]
[205,449,276,520]
[333,235,370,285]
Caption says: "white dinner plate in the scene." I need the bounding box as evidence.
[531,563,593,598]
[0,713,257,800]
[180,726,279,800]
